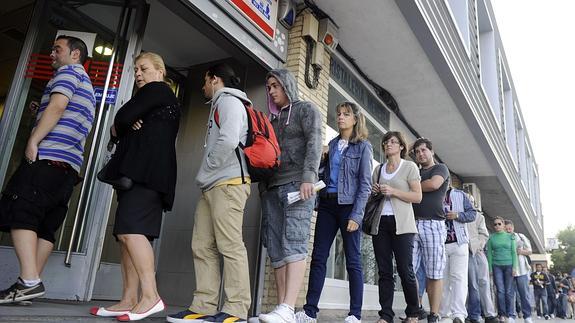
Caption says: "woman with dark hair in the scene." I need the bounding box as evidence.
[487,216,518,323]
[295,102,372,323]
[90,52,180,321]
[370,131,422,323]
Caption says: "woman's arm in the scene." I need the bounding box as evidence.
[511,236,519,273]
[384,179,422,203]
[114,82,172,137]
[348,142,373,226]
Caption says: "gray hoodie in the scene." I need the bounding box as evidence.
[266,69,323,187]
[196,87,250,191]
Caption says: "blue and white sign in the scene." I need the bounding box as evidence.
[94,87,118,105]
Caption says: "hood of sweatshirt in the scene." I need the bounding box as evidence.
[212,87,252,106]
[266,68,299,117]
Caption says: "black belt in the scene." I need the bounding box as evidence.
[43,159,81,184]
[320,192,338,199]
[46,160,73,170]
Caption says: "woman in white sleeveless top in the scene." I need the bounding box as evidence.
[370,131,422,323]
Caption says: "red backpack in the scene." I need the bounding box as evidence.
[214,102,280,182]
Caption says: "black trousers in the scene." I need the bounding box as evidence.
[372,216,419,322]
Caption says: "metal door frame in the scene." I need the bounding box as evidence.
[0,0,149,301]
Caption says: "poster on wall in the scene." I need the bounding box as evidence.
[228,0,278,40]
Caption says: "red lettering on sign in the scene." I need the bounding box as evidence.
[25,53,123,89]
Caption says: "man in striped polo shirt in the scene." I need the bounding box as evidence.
[0,35,95,304]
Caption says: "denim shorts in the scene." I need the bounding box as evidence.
[261,182,314,268]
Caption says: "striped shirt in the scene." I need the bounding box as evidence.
[36,64,95,172]
[513,232,532,277]
[443,188,477,245]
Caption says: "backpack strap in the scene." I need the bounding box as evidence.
[235,147,246,184]
[235,103,251,184]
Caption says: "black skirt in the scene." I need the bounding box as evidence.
[113,183,163,241]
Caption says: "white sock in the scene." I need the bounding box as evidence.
[280,303,294,311]
[19,277,41,287]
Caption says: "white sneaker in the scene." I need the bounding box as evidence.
[508,318,515,323]
[344,315,361,323]
[259,303,295,323]
[294,311,316,323]
[524,317,533,323]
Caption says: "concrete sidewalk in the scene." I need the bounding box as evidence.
[0,299,569,322]
[0,299,386,322]
[0,299,380,322]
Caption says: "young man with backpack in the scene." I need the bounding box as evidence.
[258,69,323,323]
[167,63,252,323]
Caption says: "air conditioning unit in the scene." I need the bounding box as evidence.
[462,182,481,211]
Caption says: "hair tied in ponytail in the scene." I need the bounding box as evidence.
[206,63,241,89]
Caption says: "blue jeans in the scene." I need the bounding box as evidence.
[467,255,482,320]
[557,293,567,318]
[493,265,515,318]
[512,274,532,318]
[547,288,556,316]
[303,198,363,319]
[534,288,548,316]
[417,259,426,299]
[467,251,497,319]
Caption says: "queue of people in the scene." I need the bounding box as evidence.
[0,37,571,323]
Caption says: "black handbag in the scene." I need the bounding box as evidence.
[97,165,133,190]
[362,165,384,236]
[96,146,133,190]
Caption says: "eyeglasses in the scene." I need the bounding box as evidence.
[383,140,400,146]
[494,222,503,226]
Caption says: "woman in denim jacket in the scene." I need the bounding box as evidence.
[295,102,372,323]
[371,131,422,323]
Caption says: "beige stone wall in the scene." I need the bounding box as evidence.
[260,8,332,311]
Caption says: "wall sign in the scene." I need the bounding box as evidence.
[94,87,118,104]
[228,0,278,39]
[330,56,390,129]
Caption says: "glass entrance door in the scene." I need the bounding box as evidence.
[0,0,146,301]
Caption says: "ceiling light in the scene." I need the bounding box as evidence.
[95,45,113,56]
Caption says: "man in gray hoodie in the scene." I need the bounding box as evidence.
[258,69,323,323]
[167,64,251,323]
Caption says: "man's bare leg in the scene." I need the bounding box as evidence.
[11,229,40,280]
[427,278,443,315]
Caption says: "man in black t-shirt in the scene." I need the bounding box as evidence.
[411,138,450,323]
[531,263,550,318]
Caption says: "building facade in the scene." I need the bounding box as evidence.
[0,0,543,316]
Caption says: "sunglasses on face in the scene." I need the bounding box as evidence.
[494,222,503,226]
